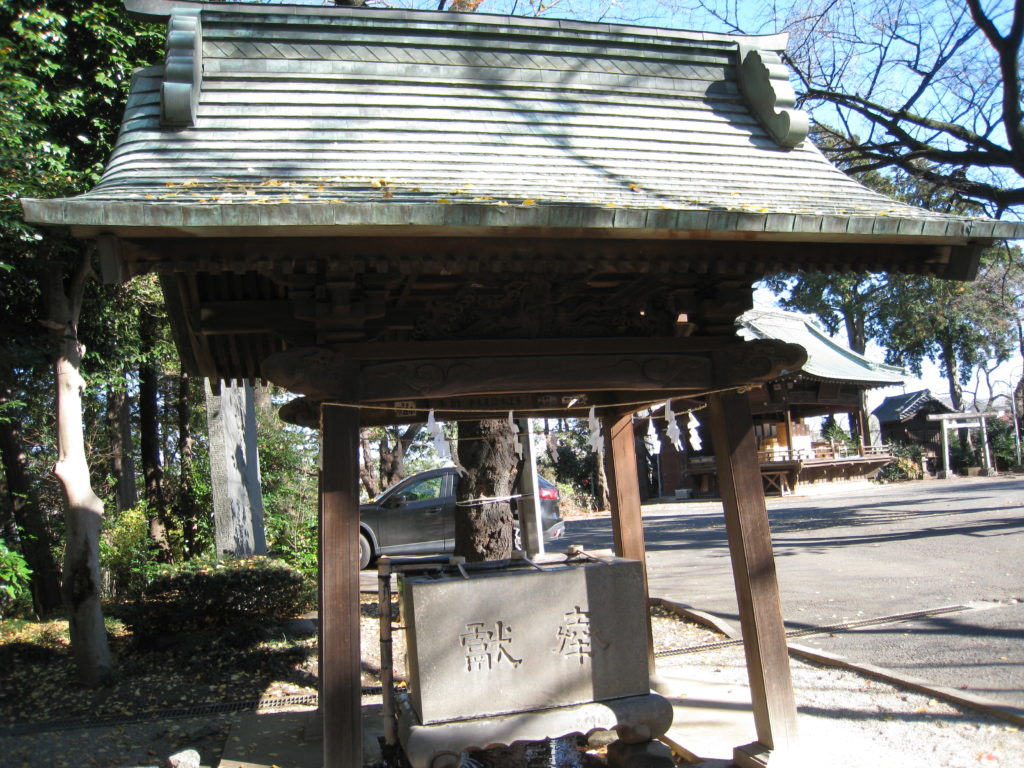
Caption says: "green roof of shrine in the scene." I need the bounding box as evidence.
[22,1,1024,255]
[738,309,907,387]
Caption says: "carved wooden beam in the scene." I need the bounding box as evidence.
[265,340,806,407]
[714,340,807,387]
[360,354,713,401]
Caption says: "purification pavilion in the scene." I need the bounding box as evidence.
[24,2,1024,766]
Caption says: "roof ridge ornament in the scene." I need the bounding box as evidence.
[737,43,808,149]
[161,8,202,128]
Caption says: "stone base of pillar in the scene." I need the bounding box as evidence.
[734,741,805,768]
[398,692,673,768]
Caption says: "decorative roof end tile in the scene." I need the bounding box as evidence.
[161,8,202,128]
[737,44,809,149]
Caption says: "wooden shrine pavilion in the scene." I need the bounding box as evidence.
[24,2,1024,766]
[873,389,956,467]
[679,309,907,495]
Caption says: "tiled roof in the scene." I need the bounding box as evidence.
[872,389,953,423]
[738,309,907,387]
[22,2,1024,247]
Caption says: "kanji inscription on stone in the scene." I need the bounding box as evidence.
[555,606,592,664]
[460,620,523,672]
[400,558,649,723]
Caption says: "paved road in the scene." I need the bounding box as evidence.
[560,476,1024,713]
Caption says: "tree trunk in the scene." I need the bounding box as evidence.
[46,253,112,685]
[843,308,868,355]
[634,425,653,500]
[594,447,611,511]
[358,429,381,499]
[940,340,972,455]
[107,382,138,513]
[379,424,422,489]
[0,385,62,615]
[138,312,170,556]
[543,419,558,464]
[176,370,199,556]
[454,419,518,562]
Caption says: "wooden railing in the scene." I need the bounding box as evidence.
[689,444,894,467]
[756,444,894,463]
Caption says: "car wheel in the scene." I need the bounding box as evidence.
[359,532,372,570]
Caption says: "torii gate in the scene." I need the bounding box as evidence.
[928,411,1002,478]
[24,3,1023,766]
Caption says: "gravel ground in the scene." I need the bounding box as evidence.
[658,643,1023,768]
[648,603,1024,768]
[366,597,1024,767]
[2,596,1022,767]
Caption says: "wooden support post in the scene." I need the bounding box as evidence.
[706,391,799,765]
[320,403,362,768]
[857,406,869,451]
[603,410,654,670]
[782,408,794,462]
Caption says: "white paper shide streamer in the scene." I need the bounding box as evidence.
[646,414,661,455]
[688,412,702,451]
[588,406,603,453]
[664,400,684,451]
[427,410,450,460]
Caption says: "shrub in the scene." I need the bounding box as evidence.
[555,481,597,517]
[0,539,32,619]
[121,556,312,644]
[100,503,156,599]
[877,443,925,482]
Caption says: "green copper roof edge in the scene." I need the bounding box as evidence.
[124,1,789,50]
[22,197,1024,242]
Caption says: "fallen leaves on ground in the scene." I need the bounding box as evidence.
[0,614,319,729]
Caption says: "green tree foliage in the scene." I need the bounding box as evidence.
[0,1,163,680]
[760,273,882,355]
[256,390,320,575]
[0,538,33,617]
[876,261,1016,411]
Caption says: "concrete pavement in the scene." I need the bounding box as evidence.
[560,475,1024,718]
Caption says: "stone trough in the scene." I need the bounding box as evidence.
[394,556,673,768]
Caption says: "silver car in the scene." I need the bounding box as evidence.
[357,467,565,568]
